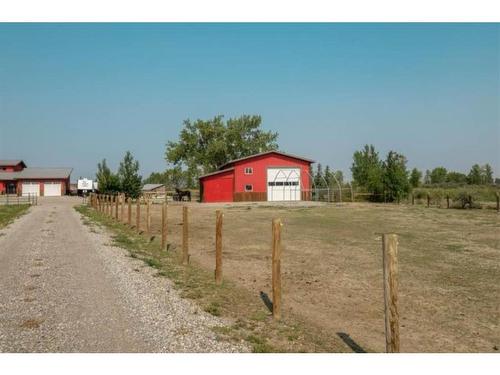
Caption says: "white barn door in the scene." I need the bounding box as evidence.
[44,182,62,196]
[267,168,301,201]
[22,182,40,197]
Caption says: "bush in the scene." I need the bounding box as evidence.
[451,191,481,209]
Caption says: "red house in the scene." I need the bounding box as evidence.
[0,160,72,197]
[199,151,314,203]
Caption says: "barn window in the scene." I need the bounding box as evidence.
[245,184,253,192]
[244,167,253,175]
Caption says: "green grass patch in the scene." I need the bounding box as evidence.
[204,301,222,316]
[246,334,276,353]
[0,204,30,229]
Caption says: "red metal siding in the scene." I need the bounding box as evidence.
[201,170,234,203]
[233,153,311,194]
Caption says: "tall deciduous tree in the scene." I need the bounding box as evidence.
[165,115,278,179]
[351,144,384,198]
[467,164,482,185]
[382,151,410,202]
[409,168,422,188]
[430,167,447,184]
[483,164,494,184]
[96,159,121,193]
[118,151,142,198]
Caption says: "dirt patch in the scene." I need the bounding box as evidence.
[111,202,499,352]
[20,319,43,329]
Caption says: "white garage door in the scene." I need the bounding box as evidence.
[267,168,301,201]
[22,182,40,197]
[44,182,62,196]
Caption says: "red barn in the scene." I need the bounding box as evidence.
[0,160,72,197]
[199,151,314,203]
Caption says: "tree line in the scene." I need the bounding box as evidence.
[95,151,142,198]
[112,115,496,199]
[350,144,496,202]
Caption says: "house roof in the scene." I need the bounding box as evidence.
[142,183,165,191]
[0,160,26,167]
[218,150,315,170]
[199,167,235,180]
[0,167,73,180]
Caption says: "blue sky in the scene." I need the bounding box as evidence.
[0,23,498,181]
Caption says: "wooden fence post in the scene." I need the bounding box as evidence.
[115,195,119,220]
[146,199,151,235]
[427,193,430,208]
[215,210,223,285]
[446,194,450,209]
[106,195,109,216]
[182,206,189,265]
[161,202,167,250]
[120,194,125,222]
[382,233,400,353]
[272,218,283,320]
[496,192,499,213]
[136,198,141,233]
[128,198,132,226]
[350,183,354,203]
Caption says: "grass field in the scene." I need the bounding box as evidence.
[92,200,499,352]
[0,204,30,229]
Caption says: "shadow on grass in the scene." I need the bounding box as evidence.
[259,291,273,313]
[337,332,367,353]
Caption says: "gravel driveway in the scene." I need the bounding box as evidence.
[0,197,248,352]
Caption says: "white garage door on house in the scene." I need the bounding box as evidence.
[44,182,62,196]
[22,182,40,197]
[267,168,301,201]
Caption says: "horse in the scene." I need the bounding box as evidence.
[175,188,191,202]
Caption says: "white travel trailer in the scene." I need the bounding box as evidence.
[77,178,94,196]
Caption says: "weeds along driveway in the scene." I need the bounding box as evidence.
[0,197,247,352]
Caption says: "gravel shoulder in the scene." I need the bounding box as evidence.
[0,197,248,352]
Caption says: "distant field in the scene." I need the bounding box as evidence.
[128,201,499,352]
[412,185,500,204]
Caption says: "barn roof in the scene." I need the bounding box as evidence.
[218,150,315,170]
[0,167,72,180]
[198,167,235,180]
[0,160,26,167]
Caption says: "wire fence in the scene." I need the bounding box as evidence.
[0,193,38,206]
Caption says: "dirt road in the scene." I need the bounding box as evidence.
[0,197,246,353]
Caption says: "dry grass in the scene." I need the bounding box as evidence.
[85,201,500,352]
